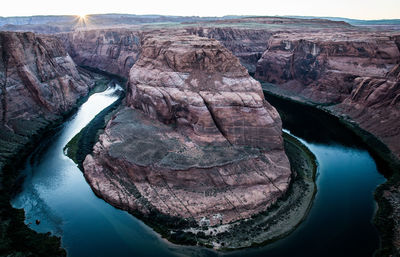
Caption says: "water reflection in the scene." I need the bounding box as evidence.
[265,93,365,148]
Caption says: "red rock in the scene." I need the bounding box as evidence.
[186,27,272,74]
[255,31,400,158]
[83,31,291,225]
[0,31,94,170]
[59,29,142,77]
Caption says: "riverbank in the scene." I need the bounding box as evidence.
[261,82,400,256]
[0,71,115,257]
[179,131,317,250]
[188,132,317,250]
[65,107,317,250]
[64,84,125,169]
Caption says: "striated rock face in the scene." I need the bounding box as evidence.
[256,32,400,103]
[256,32,400,158]
[84,31,291,225]
[186,27,271,74]
[335,67,400,158]
[126,32,284,149]
[59,29,142,77]
[0,31,94,170]
[185,17,351,75]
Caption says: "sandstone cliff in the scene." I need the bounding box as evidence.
[83,31,291,226]
[59,29,142,77]
[255,32,400,158]
[0,31,94,170]
[186,27,271,74]
[186,17,352,75]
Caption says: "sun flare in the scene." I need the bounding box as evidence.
[77,13,87,20]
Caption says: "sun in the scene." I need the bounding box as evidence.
[75,13,89,27]
[77,13,87,20]
[75,13,90,28]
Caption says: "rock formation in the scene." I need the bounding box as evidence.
[0,16,399,253]
[255,32,400,158]
[186,27,272,74]
[83,31,291,226]
[60,17,351,81]
[253,29,400,254]
[186,17,352,75]
[59,29,142,77]
[335,68,400,157]
[0,31,94,170]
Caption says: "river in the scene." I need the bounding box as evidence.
[11,86,386,257]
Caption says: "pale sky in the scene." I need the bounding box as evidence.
[1,0,399,20]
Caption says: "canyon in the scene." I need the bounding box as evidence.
[60,18,400,163]
[0,15,399,256]
[0,31,101,257]
[0,31,96,172]
[255,31,400,160]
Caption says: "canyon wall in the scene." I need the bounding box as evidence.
[59,29,142,77]
[0,31,94,170]
[255,32,400,159]
[60,27,271,78]
[58,19,400,254]
[0,16,399,253]
[186,27,271,74]
[83,31,291,226]
[59,18,350,78]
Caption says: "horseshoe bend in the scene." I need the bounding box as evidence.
[0,14,399,257]
[83,31,292,234]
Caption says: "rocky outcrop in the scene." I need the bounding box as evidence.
[83,31,291,226]
[255,32,400,158]
[186,27,271,74]
[335,71,400,158]
[186,17,353,75]
[256,32,399,103]
[58,17,353,79]
[0,31,94,171]
[59,29,142,77]
[254,30,400,254]
[61,27,271,79]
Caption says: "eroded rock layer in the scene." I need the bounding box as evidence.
[255,32,400,158]
[0,31,94,170]
[84,31,291,225]
[59,29,142,77]
[186,27,272,74]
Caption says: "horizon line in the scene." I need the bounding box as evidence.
[0,13,399,22]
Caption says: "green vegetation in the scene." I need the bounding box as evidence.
[88,77,110,96]
[79,65,127,85]
[169,133,316,249]
[130,209,199,246]
[283,132,317,180]
[65,92,124,168]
